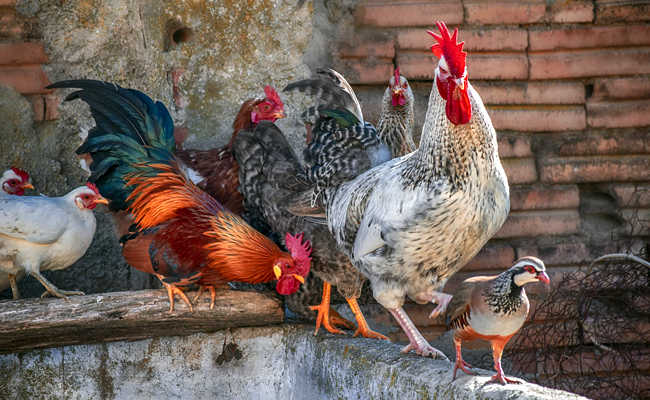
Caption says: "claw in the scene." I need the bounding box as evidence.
[310,282,345,335]
[346,298,389,340]
[163,283,193,313]
[194,285,217,309]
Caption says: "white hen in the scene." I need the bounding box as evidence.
[0,182,107,299]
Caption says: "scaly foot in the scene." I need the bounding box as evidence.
[428,292,453,318]
[310,282,345,335]
[163,283,193,313]
[389,307,448,360]
[8,274,21,299]
[33,271,84,299]
[453,358,476,379]
[329,307,357,331]
[346,298,389,340]
[488,373,521,385]
[194,285,217,309]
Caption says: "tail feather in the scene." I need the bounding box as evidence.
[47,79,177,211]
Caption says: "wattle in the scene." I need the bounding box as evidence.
[445,83,471,125]
[275,275,301,295]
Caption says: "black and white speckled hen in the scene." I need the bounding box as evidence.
[303,22,510,359]
[235,68,401,339]
[278,68,417,330]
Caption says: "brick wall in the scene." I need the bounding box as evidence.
[339,0,650,394]
[0,0,55,121]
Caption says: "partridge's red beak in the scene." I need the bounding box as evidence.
[536,272,550,284]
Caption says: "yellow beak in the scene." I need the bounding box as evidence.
[21,183,34,190]
[275,111,287,120]
[273,265,282,280]
[292,274,305,284]
[94,196,109,205]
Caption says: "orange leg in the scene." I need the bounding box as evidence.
[488,341,521,385]
[163,282,193,313]
[194,285,217,309]
[310,282,346,335]
[328,307,357,331]
[346,298,389,340]
[452,337,476,380]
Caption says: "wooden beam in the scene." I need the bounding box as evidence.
[0,289,283,354]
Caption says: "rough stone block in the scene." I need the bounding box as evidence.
[515,243,596,265]
[529,25,650,51]
[502,158,538,184]
[462,245,516,272]
[587,100,650,128]
[529,49,650,79]
[474,82,585,105]
[591,77,650,101]
[540,156,650,183]
[608,184,650,208]
[465,1,546,24]
[340,36,395,59]
[510,185,580,211]
[397,28,528,52]
[355,2,463,27]
[494,210,581,238]
[396,52,529,81]
[488,107,587,132]
[346,60,395,84]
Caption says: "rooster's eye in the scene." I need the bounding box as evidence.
[402,82,408,89]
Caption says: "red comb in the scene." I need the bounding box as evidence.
[86,182,100,195]
[264,86,283,107]
[394,67,400,84]
[10,167,29,182]
[285,232,312,275]
[427,21,467,77]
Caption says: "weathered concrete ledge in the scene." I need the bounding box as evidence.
[0,289,283,354]
[0,323,587,400]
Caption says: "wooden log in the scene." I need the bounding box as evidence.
[0,289,283,354]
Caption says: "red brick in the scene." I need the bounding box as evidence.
[355,2,463,28]
[595,0,650,23]
[620,209,650,236]
[494,210,581,239]
[497,133,533,158]
[345,60,394,84]
[529,48,650,80]
[501,158,538,184]
[26,94,44,122]
[488,107,586,132]
[515,243,596,266]
[44,94,58,121]
[549,1,594,23]
[609,184,650,208]
[510,185,580,211]
[396,28,528,52]
[0,0,16,5]
[0,14,24,37]
[474,82,585,105]
[465,2,546,25]
[340,36,394,59]
[398,52,528,81]
[587,100,650,129]
[529,25,650,51]
[558,131,650,156]
[461,245,515,272]
[540,155,650,184]
[592,77,650,101]
[0,66,51,94]
[0,42,49,66]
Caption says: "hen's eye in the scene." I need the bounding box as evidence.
[402,82,408,89]
[83,195,90,200]
[261,104,271,111]
[9,180,18,185]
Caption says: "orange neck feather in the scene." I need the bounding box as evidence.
[227,98,258,147]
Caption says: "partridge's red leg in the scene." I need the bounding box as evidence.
[452,337,476,380]
[488,341,521,385]
[346,298,389,340]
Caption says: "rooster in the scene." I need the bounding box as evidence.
[0,167,34,196]
[177,86,286,215]
[47,80,312,312]
[272,68,417,334]
[235,69,396,339]
[280,22,509,358]
[0,182,107,299]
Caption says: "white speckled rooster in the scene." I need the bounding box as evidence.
[316,21,510,358]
